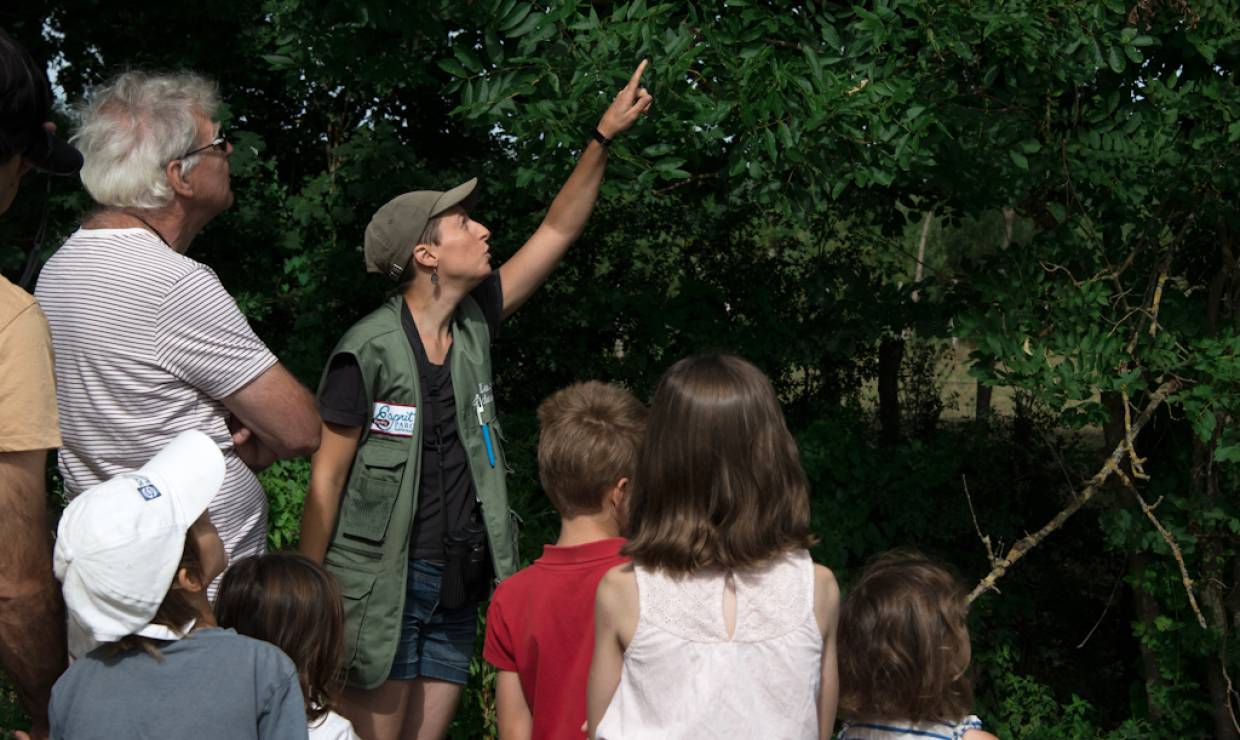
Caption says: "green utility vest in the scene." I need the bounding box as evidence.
[319,294,518,689]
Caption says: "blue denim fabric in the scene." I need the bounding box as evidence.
[388,559,478,684]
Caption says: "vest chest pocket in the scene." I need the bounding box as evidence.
[340,444,408,546]
[491,417,513,476]
[470,402,512,476]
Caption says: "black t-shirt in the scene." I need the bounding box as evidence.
[318,272,503,561]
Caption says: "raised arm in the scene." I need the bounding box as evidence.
[298,421,362,562]
[498,60,653,319]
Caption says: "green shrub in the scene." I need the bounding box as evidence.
[260,458,311,552]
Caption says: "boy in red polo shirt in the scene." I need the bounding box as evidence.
[483,381,646,740]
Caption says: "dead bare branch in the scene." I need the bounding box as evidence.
[1076,565,1125,649]
[1119,470,1208,629]
[1224,642,1240,736]
[962,475,997,568]
[967,379,1180,604]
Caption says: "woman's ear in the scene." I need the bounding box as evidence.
[411,242,438,270]
[167,160,194,198]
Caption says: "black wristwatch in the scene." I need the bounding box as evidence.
[591,128,613,147]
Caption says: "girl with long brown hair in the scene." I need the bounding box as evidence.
[586,353,841,739]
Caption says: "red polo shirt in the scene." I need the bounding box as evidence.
[484,537,629,740]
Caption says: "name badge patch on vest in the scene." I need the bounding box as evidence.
[370,401,416,437]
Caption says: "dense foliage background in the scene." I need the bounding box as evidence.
[3,0,1239,736]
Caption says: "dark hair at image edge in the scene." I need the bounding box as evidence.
[215,552,346,722]
[837,549,974,724]
[0,27,52,162]
[622,353,817,573]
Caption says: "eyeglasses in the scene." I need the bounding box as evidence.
[180,131,228,160]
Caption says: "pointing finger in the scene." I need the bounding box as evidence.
[625,59,649,91]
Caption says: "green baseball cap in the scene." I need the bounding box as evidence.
[363,177,479,279]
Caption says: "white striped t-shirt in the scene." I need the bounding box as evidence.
[36,228,278,570]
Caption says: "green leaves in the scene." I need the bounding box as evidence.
[260,53,295,69]
[1106,44,1125,73]
[497,3,532,33]
[437,57,472,79]
[506,10,544,38]
[260,459,311,551]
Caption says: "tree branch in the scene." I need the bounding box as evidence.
[1122,478,1208,629]
[962,475,997,568]
[967,378,1181,604]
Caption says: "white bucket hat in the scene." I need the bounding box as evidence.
[54,430,225,656]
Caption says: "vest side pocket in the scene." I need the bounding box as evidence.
[339,444,407,547]
[332,567,379,681]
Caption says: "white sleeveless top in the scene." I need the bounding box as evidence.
[596,549,823,739]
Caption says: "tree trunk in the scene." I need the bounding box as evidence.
[970,209,1011,424]
[1129,552,1167,722]
[1205,584,1238,740]
[1102,390,1171,720]
[911,210,933,303]
[1202,224,1240,740]
[974,382,992,422]
[878,337,903,445]
[1192,426,1239,740]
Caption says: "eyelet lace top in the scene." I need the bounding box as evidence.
[595,549,824,739]
[838,715,985,739]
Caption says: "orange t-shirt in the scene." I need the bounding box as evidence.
[0,274,61,452]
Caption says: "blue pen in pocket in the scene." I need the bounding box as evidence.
[475,396,496,467]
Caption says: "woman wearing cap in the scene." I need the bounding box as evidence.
[299,61,652,739]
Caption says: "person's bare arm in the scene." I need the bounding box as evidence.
[0,450,66,740]
[587,564,638,738]
[814,564,841,739]
[495,670,533,740]
[298,422,362,562]
[221,362,320,463]
[498,60,652,320]
[226,414,279,471]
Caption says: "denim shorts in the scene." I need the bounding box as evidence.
[388,559,478,684]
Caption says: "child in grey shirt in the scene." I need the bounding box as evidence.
[48,431,308,740]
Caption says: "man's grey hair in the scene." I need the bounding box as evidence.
[72,71,220,209]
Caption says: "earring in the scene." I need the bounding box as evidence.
[431,266,439,285]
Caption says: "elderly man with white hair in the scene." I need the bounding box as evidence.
[36,71,320,601]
